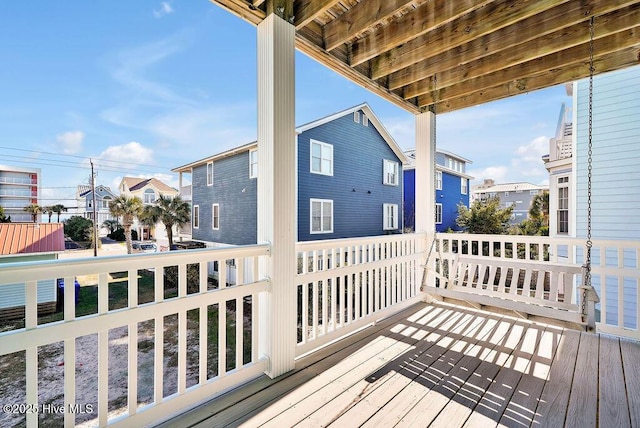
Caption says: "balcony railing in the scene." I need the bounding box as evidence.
[1,232,637,427]
[0,177,35,185]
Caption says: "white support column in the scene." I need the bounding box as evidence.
[415,111,436,234]
[257,12,297,378]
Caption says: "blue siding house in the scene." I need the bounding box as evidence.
[173,104,407,246]
[403,149,473,232]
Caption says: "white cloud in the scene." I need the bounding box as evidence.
[56,130,85,154]
[468,166,510,185]
[153,2,174,18]
[98,141,154,167]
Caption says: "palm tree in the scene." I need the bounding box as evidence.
[142,195,190,247]
[102,219,120,235]
[51,204,68,222]
[109,195,143,254]
[23,203,42,223]
[42,206,54,223]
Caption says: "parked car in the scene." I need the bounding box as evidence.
[56,277,80,306]
[132,242,158,253]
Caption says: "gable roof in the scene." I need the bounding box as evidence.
[0,223,65,256]
[173,103,407,172]
[121,177,177,194]
[77,184,116,198]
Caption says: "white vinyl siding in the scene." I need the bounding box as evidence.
[212,203,219,230]
[310,140,333,176]
[435,171,442,190]
[383,159,399,186]
[310,199,333,234]
[436,203,443,224]
[207,162,213,186]
[383,203,398,230]
[249,149,258,178]
[193,205,200,229]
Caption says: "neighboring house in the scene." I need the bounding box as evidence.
[119,177,179,245]
[547,65,640,328]
[0,165,41,223]
[173,103,407,247]
[76,185,118,231]
[403,149,473,232]
[0,223,65,319]
[472,181,548,225]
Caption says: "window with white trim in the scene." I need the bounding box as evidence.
[363,114,369,126]
[207,162,213,186]
[383,159,399,186]
[310,199,333,234]
[310,140,333,176]
[249,149,258,178]
[193,205,200,229]
[461,178,467,195]
[102,196,112,209]
[144,188,156,204]
[435,171,442,190]
[353,111,360,123]
[212,204,219,230]
[435,203,443,224]
[558,176,569,234]
[383,203,399,230]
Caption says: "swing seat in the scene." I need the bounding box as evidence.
[424,255,599,330]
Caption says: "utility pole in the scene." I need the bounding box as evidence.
[91,159,98,257]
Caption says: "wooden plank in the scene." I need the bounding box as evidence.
[620,339,640,427]
[350,312,493,427]
[395,3,640,94]
[533,329,580,427]
[294,0,340,29]
[599,335,631,428]
[498,326,563,427]
[463,322,548,426]
[565,332,599,427]
[427,318,529,427]
[200,304,452,427]
[234,306,472,427]
[392,316,517,426]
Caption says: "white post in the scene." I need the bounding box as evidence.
[415,111,436,234]
[257,12,297,378]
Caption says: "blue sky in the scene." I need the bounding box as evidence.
[0,1,571,210]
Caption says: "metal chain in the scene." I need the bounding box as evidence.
[583,16,595,315]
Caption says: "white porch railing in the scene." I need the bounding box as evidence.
[431,233,640,340]
[0,245,269,428]
[295,233,427,356]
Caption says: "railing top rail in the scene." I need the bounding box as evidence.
[434,233,640,250]
[296,232,427,251]
[0,243,270,284]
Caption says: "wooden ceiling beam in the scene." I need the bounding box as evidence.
[404,5,640,100]
[418,29,640,109]
[350,0,493,67]
[323,0,417,52]
[386,0,634,89]
[436,46,640,114]
[208,0,265,25]
[371,0,575,79]
[294,0,342,29]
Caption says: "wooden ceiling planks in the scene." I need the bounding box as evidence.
[215,0,640,113]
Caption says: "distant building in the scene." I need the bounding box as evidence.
[0,165,41,223]
[0,223,65,319]
[173,103,406,246]
[76,185,118,228]
[119,177,179,245]
[471,181,548,225]
[403,149,473,232]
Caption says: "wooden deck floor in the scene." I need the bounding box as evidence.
[158,302,640,428]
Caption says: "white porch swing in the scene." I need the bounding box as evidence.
[422,17,601,331]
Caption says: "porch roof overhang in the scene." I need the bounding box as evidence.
[210,0,640,114]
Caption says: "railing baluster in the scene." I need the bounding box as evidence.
[218,301,226,377]
[26,347,37,428]
[128,323,138,415]
[178,311,187,394]
[154,317,164,403]
[98,330,108,426]
[236,297,243,369]
[64,338,76,427]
